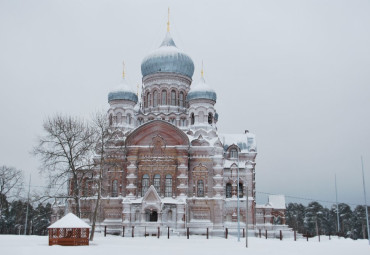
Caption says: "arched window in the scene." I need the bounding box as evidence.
[127,114,132,125]
[190,113,195,125]
[165,174,172,197]
[181,118,186,127]
[161,90,167,105]
[167,210,172,222]
[230,149,238,159]
[112,180,118,197]
[179,92,184,107]
[142,174,149,196]
[109,114,113,126]
[147,92,151,107]
[171,90,176,106]
[153,91,158,107]
[208,113,213,124]
[83,179,89,196]
[153,174,160,193]
[238,183,243,198]
[135,210,140,222]
[117,112,122,124]
[226,183,232,198]
[138,118,143,125]
[197,180,204,197]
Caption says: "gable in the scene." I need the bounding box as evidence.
[126,120,189,146]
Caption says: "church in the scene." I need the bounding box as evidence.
[53,14,287,235]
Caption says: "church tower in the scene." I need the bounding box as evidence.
[138,10,194,129]
[107,63,138,133]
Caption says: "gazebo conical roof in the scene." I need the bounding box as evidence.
[48,213,90,229]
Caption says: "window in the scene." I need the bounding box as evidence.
[127,114,132,125]
[147,92,151,107]
[226,183,232,198]
[197,180,204,197]
[238,183,243,198]
[154,174,160,193]
[208,113,213,124]
[165,174,172,197]
[171,90,176,106]
[161,90,167,105]
[83,179,89,196]
[167,210,173,222]
[117,112,122,124]
[153,91,158,107]
[170,118,175,124]
[190,113,195,125]
[179,92,184,107]
[230,149,238,159]
[112,180,118,197]
[138,118,143,125]
[142,174,149,196]
[181,118,186,127]
[109,114,113,126]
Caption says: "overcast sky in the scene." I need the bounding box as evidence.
[1,0,369,207]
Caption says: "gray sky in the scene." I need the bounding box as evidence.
[1,0,369,207]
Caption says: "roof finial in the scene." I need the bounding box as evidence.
[167,7,170,32]
[122,61,125,79]
[201,60,204,78]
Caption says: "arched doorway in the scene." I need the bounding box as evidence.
[145,210,158,222]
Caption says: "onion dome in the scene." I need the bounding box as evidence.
[108,72,138,103]
[141,32,195,79]
[187,74,217,103]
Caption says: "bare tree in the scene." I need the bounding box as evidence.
[0,166,23,217]
[89,111,119,241]
[33,114,96,217]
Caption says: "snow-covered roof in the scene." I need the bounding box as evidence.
[187,77,217,102]
[48,213,91,229]
[108,78,138,103]
[268,195,286,210]
[219,133,256,152]
[141,32,194,78]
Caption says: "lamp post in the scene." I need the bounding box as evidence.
[246,186,248,248]
[237,150,240,242]
[361,156,370,245]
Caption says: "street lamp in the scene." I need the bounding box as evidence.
[237,149,240,242]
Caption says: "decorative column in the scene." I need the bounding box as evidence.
[212,163,223,197]
[176,163,188,197]
[126,159,137,198]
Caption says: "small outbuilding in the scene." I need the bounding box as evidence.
[48,213,90,246]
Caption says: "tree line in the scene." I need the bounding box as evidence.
[285,201,369,240]
[0,194,52,235]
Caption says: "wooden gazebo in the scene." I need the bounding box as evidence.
[48,213,90,246]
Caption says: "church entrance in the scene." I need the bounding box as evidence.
[150,211,158,222]
[145,210,158,222]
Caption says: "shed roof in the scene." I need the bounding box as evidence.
[48,213,91,229]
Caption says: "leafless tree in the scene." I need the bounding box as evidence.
[33,114,96,217]
[89,111,120,241]
[0,166,23,216]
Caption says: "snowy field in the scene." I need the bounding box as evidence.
[0,233,368,255]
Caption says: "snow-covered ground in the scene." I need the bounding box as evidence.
[0,233,368,255]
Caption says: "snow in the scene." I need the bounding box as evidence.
[48,213,91,229]
[109,77,136,94]
[189,77,215,92]
[219,133,256,152]
[0,233,368,255]
[268,195,286,210]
